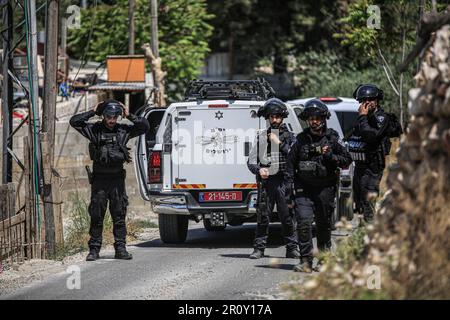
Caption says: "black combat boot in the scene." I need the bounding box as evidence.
[114,247,133,260]
[313,256,327,272]
[293,257,313,273]
[286,248,300,259]
[249,248,264,259]
[86,248,100,261]
[363,214,374,224]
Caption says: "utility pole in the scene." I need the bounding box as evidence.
[150,0,165,106]
[27,0,41,133]
[27,0,44,257]
[42,0,59,155]
[128,0,136,55]
[126,0,136,110]
[61,19,67,54]
[42,0,60,255]
[150,0,159,58]
[2,0,13,184]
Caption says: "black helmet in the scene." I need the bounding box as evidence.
[96,99,123,117]
[353,84,383,102]
[299,99,331,121]
[257,98,289,119]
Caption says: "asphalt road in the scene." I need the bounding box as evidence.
[2,223,348,300]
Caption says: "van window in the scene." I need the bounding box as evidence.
[163,114,172,145]
[335,111,358,138]
[146,110,165,149]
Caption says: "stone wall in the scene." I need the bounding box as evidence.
[376,25,450,298]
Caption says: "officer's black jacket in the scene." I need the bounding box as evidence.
[70,110,150,173]
[285,128,352,188]
[352,108,390,151]
[349,107,392,171]
[247,123,296,176]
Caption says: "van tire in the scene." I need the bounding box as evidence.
[339,194,353,221]
[331,205,338,231]
[203,219,226,232]
[158,214,189,243]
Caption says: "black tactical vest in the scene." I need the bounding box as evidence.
[348,110,388,170]
[296,129,341,187]
[347,135,368,163]
[259,125,292,174]
[89,130,131,167]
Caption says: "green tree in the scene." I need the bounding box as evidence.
[67,0,213,101]
[207,0,255,78]
[207,0,346,76]
[292,49,407,114]
[333,0,425,123]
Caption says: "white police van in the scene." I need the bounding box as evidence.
[134,81,352,243]
[288,96,360,224]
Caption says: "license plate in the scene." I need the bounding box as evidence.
[199,191,242,202]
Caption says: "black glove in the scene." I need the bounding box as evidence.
[323,150,333,160]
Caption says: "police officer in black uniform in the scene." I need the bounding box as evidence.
[348,84,398,223]
[70,100,149,261]
[285,99,352,272]
[247,98,299,259]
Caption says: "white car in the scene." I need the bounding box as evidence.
[287,96,360,224]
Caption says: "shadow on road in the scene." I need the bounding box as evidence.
[255,264,296,271]
[219,253,251,259]
[135,223,288,249]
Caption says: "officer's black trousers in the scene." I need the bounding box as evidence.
[254,174,297,251]
[88,175,129,251]
[353,165,383,220]
[293,185,336,260]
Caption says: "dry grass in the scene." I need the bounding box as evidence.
[54,190,156,260]
[283,224,392,300]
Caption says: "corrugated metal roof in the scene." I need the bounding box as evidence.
[88,82,153,92]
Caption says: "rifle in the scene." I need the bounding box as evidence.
[85,165,93,185]
[287,182,296,219]
[256,173,268,224]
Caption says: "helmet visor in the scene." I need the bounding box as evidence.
[103,104,123,118]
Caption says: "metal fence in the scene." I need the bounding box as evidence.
[0,139,47,269]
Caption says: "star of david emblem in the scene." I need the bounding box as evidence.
[215,111,224,120]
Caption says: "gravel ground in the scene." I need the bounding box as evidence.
[0,222,354,300]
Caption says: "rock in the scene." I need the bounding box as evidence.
[362,24,450,299]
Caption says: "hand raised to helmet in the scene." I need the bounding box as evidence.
[119,102,129,118]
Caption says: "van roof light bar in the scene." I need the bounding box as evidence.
[184,78,276,101]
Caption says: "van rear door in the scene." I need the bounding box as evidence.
[172,102,260,190]
[135,107,166,200]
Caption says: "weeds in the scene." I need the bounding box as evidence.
[283,223,392,300]
[53,190,157,260]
